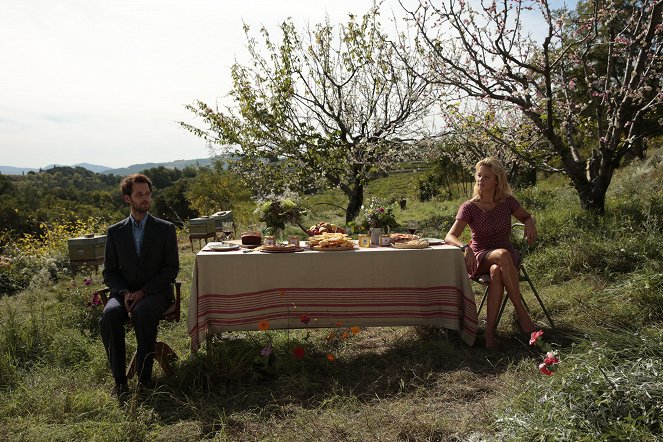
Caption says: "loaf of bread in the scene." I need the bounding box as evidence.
[241,233,262,245]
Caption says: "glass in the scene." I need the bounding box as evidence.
[221,222,234,240]
[407,221,418,235]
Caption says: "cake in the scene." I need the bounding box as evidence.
[241,232,262,245]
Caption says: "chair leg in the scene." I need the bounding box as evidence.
[125,342,178,379]
[522,265,555,329]
[126,351,137,379]
[153,341,178,377]
[478,285,489,315]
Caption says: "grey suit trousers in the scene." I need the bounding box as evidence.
[99,293,170,383]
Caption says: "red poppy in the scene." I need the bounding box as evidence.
[258,320,270,331]
[84,277,93,286]
[538,363,554,376]
[326,353,335,362]
[90,292,101,306]
[529,330,544,346]
[292,346,305,359]
[543,352,559,366]
[299,314,311,325]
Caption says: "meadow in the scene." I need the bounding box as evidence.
[1,151,662,441]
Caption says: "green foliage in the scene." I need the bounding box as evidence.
[496,331,663,441]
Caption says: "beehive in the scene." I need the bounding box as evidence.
[68,235,106,263]
[189,217,216,235]
[210,211,233,229]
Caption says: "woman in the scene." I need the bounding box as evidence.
[445,158,538,348]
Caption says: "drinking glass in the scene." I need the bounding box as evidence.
[222,222,234,240]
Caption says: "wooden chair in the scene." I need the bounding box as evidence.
[473,224,555,328]
[96,282,181,378]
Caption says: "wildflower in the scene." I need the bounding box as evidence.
[292,346,305,359]
[335,321,344,327]
[258,320,270,331]
[279,289,286,297]
[350,326,361,334]
[543,351,559,366]
[260,343,273,357]
[90,292,102,306]
[538,363,554,376]
[340,332,350,341]
[326,353,335,362]
[299,314,311,325]
[529,330,544,346]
[84,277,93,286]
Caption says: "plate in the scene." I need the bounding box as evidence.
[311,245,356,251]
[423,238,444,245]
[206,242,240,251]
[260,247,304,253]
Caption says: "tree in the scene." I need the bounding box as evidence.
[405,0,663,212]
[181,6,437,222]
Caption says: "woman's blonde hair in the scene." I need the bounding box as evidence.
[471,157,512,201]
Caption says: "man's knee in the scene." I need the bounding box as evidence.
[100,302,124,328]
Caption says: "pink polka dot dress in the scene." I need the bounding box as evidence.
[456,195,521,278]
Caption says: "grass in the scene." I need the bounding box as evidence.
[1,150,663,440]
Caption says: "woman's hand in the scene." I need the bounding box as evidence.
[524,218,537,246]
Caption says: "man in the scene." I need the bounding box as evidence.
[100,174,179,395]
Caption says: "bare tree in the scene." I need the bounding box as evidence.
[182,6,437,222]
[404,0,663,212]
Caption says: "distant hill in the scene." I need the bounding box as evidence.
[0,158,217,176]
[103,157,215,176]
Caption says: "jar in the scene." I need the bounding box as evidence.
[379,234,391,247]
[287,236,300,247]
[263,235,276,247]
[358,234,370,248]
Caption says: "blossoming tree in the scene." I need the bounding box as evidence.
[182,7,437,222]
[405,0,663,213]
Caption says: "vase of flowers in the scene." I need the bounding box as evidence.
[255,192,307,240]
[351,198,399,243]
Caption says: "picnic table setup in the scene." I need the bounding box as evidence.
[187,230,479,352]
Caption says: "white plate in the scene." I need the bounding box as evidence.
[206,242,240,251]
[423,238,445,245]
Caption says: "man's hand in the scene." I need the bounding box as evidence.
[123,290,146,315]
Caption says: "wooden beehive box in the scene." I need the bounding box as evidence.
[189,217,216,235]
[68,235,106,263]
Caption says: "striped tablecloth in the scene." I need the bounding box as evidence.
[188,244,478,352]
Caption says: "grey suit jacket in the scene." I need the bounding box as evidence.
[102,213,179,301]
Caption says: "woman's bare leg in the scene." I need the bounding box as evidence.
[477,249,537,334]
[484,264,504,348]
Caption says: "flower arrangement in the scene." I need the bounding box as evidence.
[351,198,399,232]
[255,192,307,234]
[530,330,561,375]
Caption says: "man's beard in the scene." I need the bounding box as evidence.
[131,200,150,214]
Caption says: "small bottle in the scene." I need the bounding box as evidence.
[264,235,276,247]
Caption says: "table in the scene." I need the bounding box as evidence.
[188,243,478,352]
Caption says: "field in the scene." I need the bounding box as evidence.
[1,151,662,441]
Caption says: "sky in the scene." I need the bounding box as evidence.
[0,0,576,169]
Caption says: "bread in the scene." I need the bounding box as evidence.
[241,233,262,245]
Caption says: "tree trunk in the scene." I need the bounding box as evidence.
[344,181,364,223]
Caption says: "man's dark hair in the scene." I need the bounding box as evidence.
[120,174,153,196]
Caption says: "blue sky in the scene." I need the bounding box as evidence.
[0,0,577,169]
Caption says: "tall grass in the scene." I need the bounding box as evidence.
[1,150,662,440]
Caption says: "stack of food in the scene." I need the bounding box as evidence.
[390,233,430,249]
[241,232,262,246]
[308,232,355,250]
[307,222,346,235]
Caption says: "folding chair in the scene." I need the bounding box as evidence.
[96,282,182,378]
[474,223,554,328]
